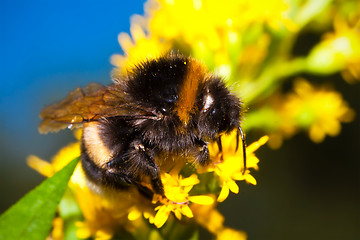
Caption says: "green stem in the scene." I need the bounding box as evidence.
[241,57,307,104]
[295,0,333,28]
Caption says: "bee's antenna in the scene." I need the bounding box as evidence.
[236,126,247,175]
[217,136,223,161]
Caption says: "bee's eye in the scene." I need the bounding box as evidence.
[163,94,178,104]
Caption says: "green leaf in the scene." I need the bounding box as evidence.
[0,157,79,240]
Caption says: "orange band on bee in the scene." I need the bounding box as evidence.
[175,60,205,124]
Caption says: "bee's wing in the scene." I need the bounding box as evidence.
[39,83,153,134]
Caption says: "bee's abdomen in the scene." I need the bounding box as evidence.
[80,118,139,188]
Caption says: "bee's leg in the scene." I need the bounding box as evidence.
[134,183,156,199]
[128,140,165,196]
[216,136,224,161]
[194,138,210,166]
[150,177,165,197]
[106,157,157,199]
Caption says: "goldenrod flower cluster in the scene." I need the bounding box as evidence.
[112,0,357,147]
[28,130,265,240]
[27,0,360,239]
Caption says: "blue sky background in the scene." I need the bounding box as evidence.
[0,0,145,211]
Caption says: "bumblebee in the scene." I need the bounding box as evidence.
[39,53,246,196]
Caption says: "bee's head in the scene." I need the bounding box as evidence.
[194,77,242,140]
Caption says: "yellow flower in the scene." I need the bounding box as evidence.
[111,18,171,74]
[46,217,64,240]
[307,16,360,83]
[28,136,154,239]
[191,204,247,239]
[75,221,113,240]
[27,142,80,178]
[27,129,82,177]
[149,0,294,44]
[191,203,224,234]
[270,79,355,147]
[27,135,217,236]
[334,17,360,83]
[203,131,268,202]
[70,164,158,239]
[111,0,295,78]
[216,227,247,240]
[152,173,214,228]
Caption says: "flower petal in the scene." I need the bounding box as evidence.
[227,181,239,194]
[246,136,269,153]
[174,209,182,220]
[180,205,194,218]
[245,174,258,185]
[95,229,113,240]
[188,195,214,205]
[75,221,92,239]
[217,185,230,202]
[179,174,200,186]
[128,208,142,221]
[26,155,54,177]
[216,227,247,240]
[154,205,171,228]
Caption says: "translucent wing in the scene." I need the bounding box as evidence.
[39,83,153,134]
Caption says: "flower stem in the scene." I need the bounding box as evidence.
[241,57,307,104]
